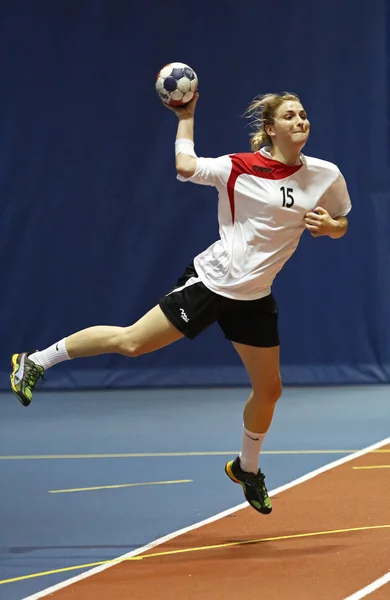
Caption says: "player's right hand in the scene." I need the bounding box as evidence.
[163,92,199,119]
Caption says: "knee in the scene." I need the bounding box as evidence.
[113,327,145,358]
[268,376,283,404]
[269,378,283,404]
[255,376,282,405]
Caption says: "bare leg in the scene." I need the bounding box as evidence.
[66,305,184,358]
[225,342,281,513]
[11,305,185,406]
[233,342,282,433]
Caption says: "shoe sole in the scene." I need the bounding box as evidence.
[225,460,240,484]
[10,354,31,407]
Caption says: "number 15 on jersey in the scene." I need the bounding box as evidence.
[280,186,294,208]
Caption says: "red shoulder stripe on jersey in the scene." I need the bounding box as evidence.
[227,153,302,223]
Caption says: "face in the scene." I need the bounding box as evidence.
[267,100,310,149]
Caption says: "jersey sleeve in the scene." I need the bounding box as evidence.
[177,155,232,188]
[318,172,352,218]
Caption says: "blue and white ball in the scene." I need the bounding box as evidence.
[155,62,198,106]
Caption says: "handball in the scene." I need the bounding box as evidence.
[155,62,198,106]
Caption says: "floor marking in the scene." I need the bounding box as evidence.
[352,465,390,470]
[2,524,389,585]
[342,571,390,599]
[125,524,390,561]
[49,479,192,493]
[0,449,389,460]
[13,436,390,599]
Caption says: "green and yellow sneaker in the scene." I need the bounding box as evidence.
[10,352,44,407]
[225,456,272,515]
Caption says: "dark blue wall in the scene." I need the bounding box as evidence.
[1,0,389,388]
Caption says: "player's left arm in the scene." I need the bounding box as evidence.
[304,173,351,239]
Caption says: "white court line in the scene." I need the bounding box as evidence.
[343,571,390,599]
[21,436,390,600]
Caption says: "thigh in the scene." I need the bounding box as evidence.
[218,293,280,348]
[159,263,224,339]
[233,342,281,394]
[126,305,184,354]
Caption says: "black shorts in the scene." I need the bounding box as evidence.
[159,263,280,348]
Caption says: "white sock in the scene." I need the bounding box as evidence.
[239,425,266,474]
[29,338,71,370]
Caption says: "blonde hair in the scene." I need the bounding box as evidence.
[245,92,302,151]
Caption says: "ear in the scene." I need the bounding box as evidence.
[265,123,275,138]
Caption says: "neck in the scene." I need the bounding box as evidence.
[269,145,302,166]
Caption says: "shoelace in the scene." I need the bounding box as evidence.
[247,472,268,496]
[25,363,45,387]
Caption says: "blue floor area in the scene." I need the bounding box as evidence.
[0,385,389,600]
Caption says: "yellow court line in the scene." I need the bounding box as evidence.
[1,524,389,585]
[0,449,389,460]
[49,479,192,493]
[0,452,238,460]
[353,465,390,470]
[133,524,390,560]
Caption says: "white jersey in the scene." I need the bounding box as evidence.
[178,146,351,301]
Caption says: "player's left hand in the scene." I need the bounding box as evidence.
[304,206,339,238]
